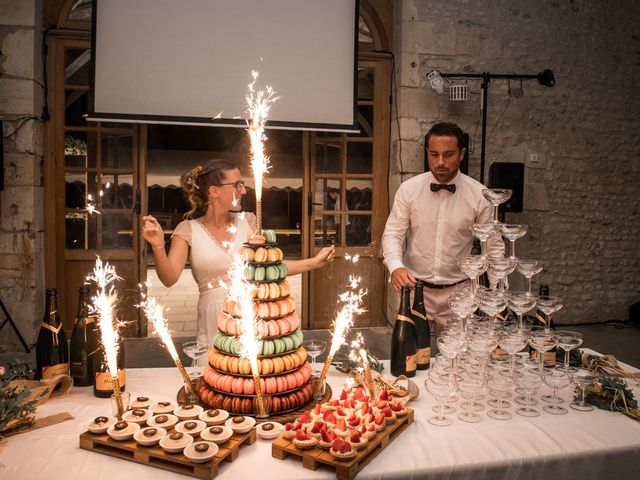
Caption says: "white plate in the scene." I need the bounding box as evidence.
[184,441,219,463]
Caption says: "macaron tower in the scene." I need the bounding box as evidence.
[199,230,314,415]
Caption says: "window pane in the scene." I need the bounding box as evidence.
[65,212,98,249]
[101,174,133,210]
[357,68,374,101]
[102,211,133,249]
[65,89,88,126]
[314,214,340,247]
[347,141,373,174]
[65,132,95,168]
[346,179,372,211]
[102,133,133,169]
[65,171,98,210]
[348,105,374,138]
[313,178,341,212]
[64,48,90,86]
[346,214,371,246]
[315,141,342,173]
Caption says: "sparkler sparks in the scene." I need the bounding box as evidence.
[85,194,101,215]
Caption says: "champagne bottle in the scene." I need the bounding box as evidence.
[390,286,417,378]
[70,285,98,387]
[411,280,430,370]
[94,338,126,398]
[35,288,69,380]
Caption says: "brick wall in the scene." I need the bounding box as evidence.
[389,0,640,324]
[0,0,45,350]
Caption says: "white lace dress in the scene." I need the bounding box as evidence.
[172,214,254,345]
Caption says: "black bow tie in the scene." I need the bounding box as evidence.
[431,183,456,193]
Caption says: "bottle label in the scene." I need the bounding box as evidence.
[530,350,557,366]
[85,316,97,325]
[41,321,63,347]
[405,354,417,371]
[95,369,126,392]
[71,361,87,379]
[396,314,414,324]
[417,347,431,364]
[42,363,69,379]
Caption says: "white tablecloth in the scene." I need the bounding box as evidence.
[2,358,639,480]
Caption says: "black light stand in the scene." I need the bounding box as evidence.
[0,296,31,353]
[435,69,555,184]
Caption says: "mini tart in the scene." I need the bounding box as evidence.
[107,421,140,441]
[334,426,351,439]
[184,441,219,464]
[133,426,166,447]
[130,395,153,409]
[174,404,204,420]
[199,409,229,426]
[86,416,116,434]
[122,408,152,425]
[147,413,179,429]
[348,434,368,451]
[159,432,194,453]
[330,443,357,460]
[225,415,256,434]
[292,433,318,450]
[175,419,207,437]
[281,421,301,440]
[256,421,283,440]
[389,401,408,416]
[200,425,234,444]
[149,401,176,415]
[361,424,377,440]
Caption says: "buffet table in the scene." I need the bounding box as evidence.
[1,359,639,480]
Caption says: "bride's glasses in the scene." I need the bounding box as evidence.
[216,180,246,192]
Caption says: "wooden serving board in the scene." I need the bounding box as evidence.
[79,428,256,480]
[271,408,414,480]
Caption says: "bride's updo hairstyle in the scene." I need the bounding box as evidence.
[180,158,240,219]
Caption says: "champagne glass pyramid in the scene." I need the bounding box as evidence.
[470,223,499,258]
[500,224,528,260]
[482,188,512,223]
[516,260,543,296]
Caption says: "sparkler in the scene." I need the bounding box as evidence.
[226,252,267,417]
[246,70,278,234]
[87,257,124,417]
[139,287,197,403]
[314,274,366,397]
[85,194,101,215]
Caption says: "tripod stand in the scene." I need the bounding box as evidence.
[0,296,31,353]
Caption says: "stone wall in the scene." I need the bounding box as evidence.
[0,0,45,350]
[389,0,640,324]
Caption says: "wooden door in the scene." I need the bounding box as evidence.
[307,54,391,328]
[45,35,142,336]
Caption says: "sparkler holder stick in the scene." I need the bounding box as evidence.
[111,376,125,419]
[253,375,268,418]
[256,200,263,235]
[360,349,376,398]
[315,354,333,397]
[175,358,198,402]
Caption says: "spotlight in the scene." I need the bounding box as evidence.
[427,70,445,94]
[537,69,555,87]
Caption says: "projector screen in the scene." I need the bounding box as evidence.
[89,0,358,131]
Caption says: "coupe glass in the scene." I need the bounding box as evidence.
[448,290,479,330]
[302,339,327,376]
[516,260,543,296]
[556,331,583,372]
[528,326,558,373]
[458,375,485,422]
[458,255,489,294]
[488,256,518,293]
[182,340,210,377]
[487,373,513,420]
[514,371,542,417]
[424,376,458,426]
[507,291,537,330]
[437,335,465,382]
[470,223,500,258]
[536,295,564,329]
[478,293,508,329]
[542,368,571,414]
[482,188,512,223]
[570,369,596,412]
[498,330,529,378]
[500,224,528,260]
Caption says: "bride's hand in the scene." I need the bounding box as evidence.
[142,215,166,248]
[314,245,335,268]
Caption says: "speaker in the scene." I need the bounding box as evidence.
[424,132,469,175]
[488,162,524,213]
[630,301,640,325]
